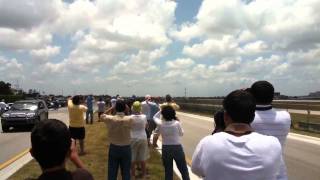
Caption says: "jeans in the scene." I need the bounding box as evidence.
[86,110,93,124]
[108,144,131,180]
[162,145,190,180]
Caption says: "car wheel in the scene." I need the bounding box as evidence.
[2,125,9,132]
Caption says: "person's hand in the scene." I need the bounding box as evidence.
[69,139,78,162]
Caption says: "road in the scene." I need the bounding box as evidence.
[0,108,68,165]
[177,112,320,180]
[1,109,320,180]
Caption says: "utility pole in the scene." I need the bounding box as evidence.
[184,87,187,99]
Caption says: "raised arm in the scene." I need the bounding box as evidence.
[153,111,162,125]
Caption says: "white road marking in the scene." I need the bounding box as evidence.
[177,111,320,146]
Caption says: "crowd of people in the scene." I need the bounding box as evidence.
[29,80,291,180]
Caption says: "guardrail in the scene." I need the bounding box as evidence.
[175,99,320,134]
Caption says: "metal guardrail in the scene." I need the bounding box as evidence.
[175,99,320,134]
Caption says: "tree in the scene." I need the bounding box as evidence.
[0,81,13,95]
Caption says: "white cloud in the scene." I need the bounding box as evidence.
[0,56,23,79]
[30,46,60,62]
[166,58,195,69]
[183,36,240,58]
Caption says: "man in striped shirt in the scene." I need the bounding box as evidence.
[250,81,291,180]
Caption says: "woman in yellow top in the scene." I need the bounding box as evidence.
[68,95,87,155]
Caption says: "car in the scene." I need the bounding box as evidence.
[1,99,49,132]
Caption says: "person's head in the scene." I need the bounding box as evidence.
[250,81,274,105]
[99,97,103,101]
[115,100,126,112]
[223,90,256,125]
[213,110,226,133]
[132,101,141,113]
[30,119,71,170]
[165,94,172,102]
[72,95,81,105]
[161,105,176,121]
[145,94,151,101]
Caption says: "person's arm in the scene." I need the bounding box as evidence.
[153,111,162,125]
[69,139,85,169]
[177,122,184,136]
[191,139,206,177]
[105,106,114,115]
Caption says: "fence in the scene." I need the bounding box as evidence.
[175,98,320,134]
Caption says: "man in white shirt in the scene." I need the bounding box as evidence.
[141,94,159,145]
[250,81,291,180]
[192,90,282,180]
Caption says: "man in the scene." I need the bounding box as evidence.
[160,94,180,110]
[97,97,106,121]
[141,95,159,146]
[0,99,7,114]
[192,90,282,180]
[30,119,93,180]
[85,95,94,124]
[101,100,133,180]
[250,81,291,180]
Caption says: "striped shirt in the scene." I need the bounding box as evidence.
[251,105,291,180]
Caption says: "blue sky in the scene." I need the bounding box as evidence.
[0,0,319,96]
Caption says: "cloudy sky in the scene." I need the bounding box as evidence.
[0,0,319,96]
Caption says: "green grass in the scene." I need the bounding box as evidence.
[9,114,179,180]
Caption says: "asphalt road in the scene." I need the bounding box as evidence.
[0,108,68,165]
[177,112,320,180]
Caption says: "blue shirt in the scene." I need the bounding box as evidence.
[86,96,94,110]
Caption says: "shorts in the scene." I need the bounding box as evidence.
[131,139,149,162]
[146,120,157,138]
[69,127,85,140]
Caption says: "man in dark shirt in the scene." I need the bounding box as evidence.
[30,119,93,180]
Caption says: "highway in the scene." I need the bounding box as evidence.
[0,108,68,165]
[177,112,320,180]
[1,109,320,180]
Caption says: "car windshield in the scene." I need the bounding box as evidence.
[11,103,38,111]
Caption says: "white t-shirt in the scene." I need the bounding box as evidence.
[192,132,282,180]
[97,101,106,112]
[251,107,291,180]
[153,111,184,145]
[130,114,147,140]
[141,101,151,120]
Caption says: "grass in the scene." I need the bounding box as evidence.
[9,113,179,180]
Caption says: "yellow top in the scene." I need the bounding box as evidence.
[160,102,180,110]
[68,100,87,127]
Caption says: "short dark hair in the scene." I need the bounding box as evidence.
[213,110,226,133]
[165,94,172,102]
[72,95,81,105]
[223,90,256,124]
[115,100,126,112]
[250,81,274,104]
[31,119,71,169]
[161,105,176,121]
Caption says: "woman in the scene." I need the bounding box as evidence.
[153,106,190,180]
[68,95,87,155]
[130,101,149,178]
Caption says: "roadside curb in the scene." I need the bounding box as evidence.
[0,150,33,180]
[151,135,201,180]
[288,132,320,145]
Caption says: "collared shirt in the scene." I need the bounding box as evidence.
[130,114,147,139]
[153,111,183,145]
[102,113,132,146]
[191,132,282,180]
[68,100,87,127]
[251,105,291,180]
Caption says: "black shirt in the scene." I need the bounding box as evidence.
[38,168,93,180]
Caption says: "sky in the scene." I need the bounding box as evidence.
[0,0,319,97]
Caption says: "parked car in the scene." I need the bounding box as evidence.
[1,100,49,132]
